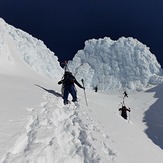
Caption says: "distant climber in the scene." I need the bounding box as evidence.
[119,105,131,120]
[58,71,85,105]
[123,91,128,98]
[94,85,98,92]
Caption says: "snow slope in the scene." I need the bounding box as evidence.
[1,78,163,163]
[0,18,63,79]
[0,18,163,163]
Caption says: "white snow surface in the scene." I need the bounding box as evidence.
[67,37,163,91]
[0,18,163,163]
[0,18,63,80]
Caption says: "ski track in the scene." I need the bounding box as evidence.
[1,92,117,163]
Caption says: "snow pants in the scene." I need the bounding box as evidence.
[121,112,127,119]
[63,84,77,104]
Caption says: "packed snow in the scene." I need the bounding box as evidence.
[0,18,163,163]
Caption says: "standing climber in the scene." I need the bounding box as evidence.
[119,105,131,120]
[123,91,128,98]
[58,71,85,105]
[94,85,98,92]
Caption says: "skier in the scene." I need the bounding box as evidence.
[119,105,131,120]
[58,71,85,105]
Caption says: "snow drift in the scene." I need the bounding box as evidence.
[67,37,163,91]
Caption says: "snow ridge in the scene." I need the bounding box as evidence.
[0,18,63,80]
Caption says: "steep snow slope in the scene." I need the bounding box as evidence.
[1,82,163,163]
[0,18,63,159]
[0,73,57,159]
[67,37,163,91]
[0,18,63,79]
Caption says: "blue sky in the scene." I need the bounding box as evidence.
[0,0,163,67]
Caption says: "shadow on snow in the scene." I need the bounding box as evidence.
[35,84,62,98]
[143,84,163,150]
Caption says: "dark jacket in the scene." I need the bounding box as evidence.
[58,74,84,89]
[119,106,130,119]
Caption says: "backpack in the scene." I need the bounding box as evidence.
[64,72,75,85]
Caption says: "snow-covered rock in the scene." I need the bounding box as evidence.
[1,17,163,92]
[68,37,163,91]
[0,18,63,80]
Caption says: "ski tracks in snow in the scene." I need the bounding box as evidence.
[1,92,117,163]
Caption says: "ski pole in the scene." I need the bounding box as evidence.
[128,108,131,123]
[81,79,88,106]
